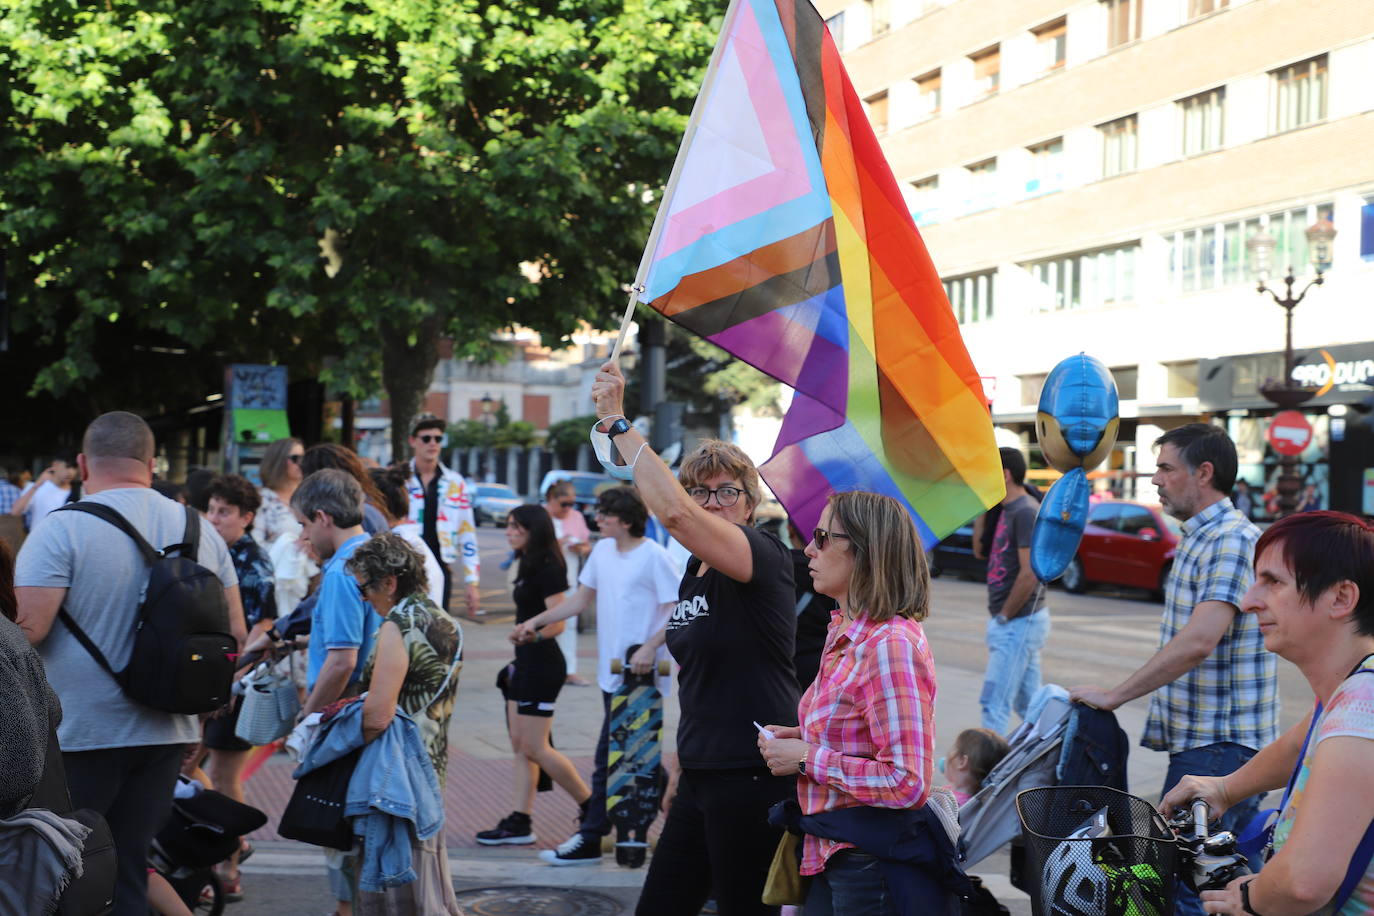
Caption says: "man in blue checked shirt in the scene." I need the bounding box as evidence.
[1071,423,1277,916]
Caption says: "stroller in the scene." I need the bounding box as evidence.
[149,778,268,915]
[959,686,1130,882]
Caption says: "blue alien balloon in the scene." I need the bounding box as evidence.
[1036,354,1120,473]
[1030,468,1092,583]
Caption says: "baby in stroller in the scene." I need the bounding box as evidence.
[147,770,267,915]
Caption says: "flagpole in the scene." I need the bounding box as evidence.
[611,0,746,364]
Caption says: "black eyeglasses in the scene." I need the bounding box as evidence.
[355,580,373,599]
[559,501,577,509]
[416,434,443,444]
[686,485,743,507]
[812,528,852,550]
[288,454,303,464]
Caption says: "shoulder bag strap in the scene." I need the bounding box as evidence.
[1332,663,1374,910]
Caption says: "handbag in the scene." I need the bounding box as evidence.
[235,662,300,746]
[277,748,361,851]
[761,830,810,906]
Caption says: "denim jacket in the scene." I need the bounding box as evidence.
[294,700,444,892]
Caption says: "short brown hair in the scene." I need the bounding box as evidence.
[677,440,761,519]
[826,490,930,622]
[207,474,262,518]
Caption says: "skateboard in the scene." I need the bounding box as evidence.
[606,644,670,868]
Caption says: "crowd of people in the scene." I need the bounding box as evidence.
[2,373,1372,916]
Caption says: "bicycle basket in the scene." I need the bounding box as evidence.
[1016,786,1177,916]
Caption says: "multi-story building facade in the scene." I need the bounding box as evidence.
[817,0,1374,513]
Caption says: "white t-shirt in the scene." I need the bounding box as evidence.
[578,537,682,694]
[21,480,71,528]
[393,522,446,610]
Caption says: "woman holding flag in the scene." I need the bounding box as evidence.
[592,361,800,916]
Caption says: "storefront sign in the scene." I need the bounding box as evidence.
[1200,341,1374,411]
[1290,351,1374,396]
[1267,411,1313,456]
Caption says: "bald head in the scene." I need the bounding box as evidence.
[83,411,155,463]
[79,412,156,491]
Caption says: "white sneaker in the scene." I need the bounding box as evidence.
[538,832,603,866]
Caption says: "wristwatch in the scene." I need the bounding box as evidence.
[797,755,808,777]
[603,417,633,440]
[1240,881,1263,916]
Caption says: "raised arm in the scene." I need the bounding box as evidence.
[590,362,754,582]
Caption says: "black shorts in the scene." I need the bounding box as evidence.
[499,644,566,717]
[202,695,251,752]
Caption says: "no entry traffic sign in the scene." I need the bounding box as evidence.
[1267,410,1313,456]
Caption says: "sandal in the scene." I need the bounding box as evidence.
[221,875,243,903]
[238,839,254,865]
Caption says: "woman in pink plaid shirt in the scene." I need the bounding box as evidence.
[759,491,940,916]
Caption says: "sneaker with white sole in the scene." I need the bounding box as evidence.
[476,811,535,846]
[538,831,603,865]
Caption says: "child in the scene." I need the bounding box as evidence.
[942,727,1010,805]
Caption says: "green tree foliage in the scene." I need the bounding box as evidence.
[0,0,718,455]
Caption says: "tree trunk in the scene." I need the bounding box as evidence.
[382,312,444,464]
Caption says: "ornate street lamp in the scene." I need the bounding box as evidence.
[1246,217,1336,515]
[479,393,497,429]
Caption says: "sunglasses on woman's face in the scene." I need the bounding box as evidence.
[288,454,303,464]
[812,528,852,551]
[355,579,374,599]
[416,434,443,444]
[559,501,576,509]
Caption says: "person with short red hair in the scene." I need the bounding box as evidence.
[1163,511,1374,916]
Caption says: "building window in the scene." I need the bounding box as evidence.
[909,175,939,221]
[1032,18,1067,72]
[1111,366,1139,400]
[970,45,1000,97]
[1187,0,1227,19]
[865,90,890,136]
[1028,244,1139,311]
[825,12,846,51]
[965,158,998,210]
[1099,115,1138,177]
[1267,203,1334,274]
[1170,226,1219,293]
[1103,0,1142,48]
[1271,55,1327,134]
[1020,373,1048,406]
[915,69,941,119]
[1179,88,1224,156]
[867,0,891,39]
[1026,138,1064,194]
[944,271,996,324]
[1362,199,1374,261]
[1221,217,1264,285]
[1166,361,1199,398]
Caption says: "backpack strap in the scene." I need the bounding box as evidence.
[55,502,161,564]
[180,504,201,560]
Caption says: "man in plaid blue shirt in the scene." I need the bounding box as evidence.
[1072,423,1277,916]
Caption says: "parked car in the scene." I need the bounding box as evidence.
[927,524,987,581]
[535,470,617,531]
[472,483,523,526]
[1061,499,1181,599]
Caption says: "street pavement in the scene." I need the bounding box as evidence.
[232,526,1311,914]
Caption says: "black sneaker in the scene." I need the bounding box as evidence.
[476,812,535,846]
[538,832,603,866]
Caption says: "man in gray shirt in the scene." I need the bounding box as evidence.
[16,412,245,916]
[980,447,1050,733]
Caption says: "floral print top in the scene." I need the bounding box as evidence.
[362,594,462,787]
[229,533,277,628]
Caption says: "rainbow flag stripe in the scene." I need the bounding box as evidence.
[636,0,1003,544]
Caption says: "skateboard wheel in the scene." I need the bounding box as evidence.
[657,660,671,676]
[610,659,623,674]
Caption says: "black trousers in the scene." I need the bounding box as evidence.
[63,743,183,916]
[635,767,795,916]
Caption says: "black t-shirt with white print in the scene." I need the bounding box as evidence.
[666,524,799,769]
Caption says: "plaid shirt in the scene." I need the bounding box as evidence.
[797,610,936,875]
[0,481,19,515]
[1142,498,1277,754]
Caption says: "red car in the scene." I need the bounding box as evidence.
[1060,499,1181,600]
